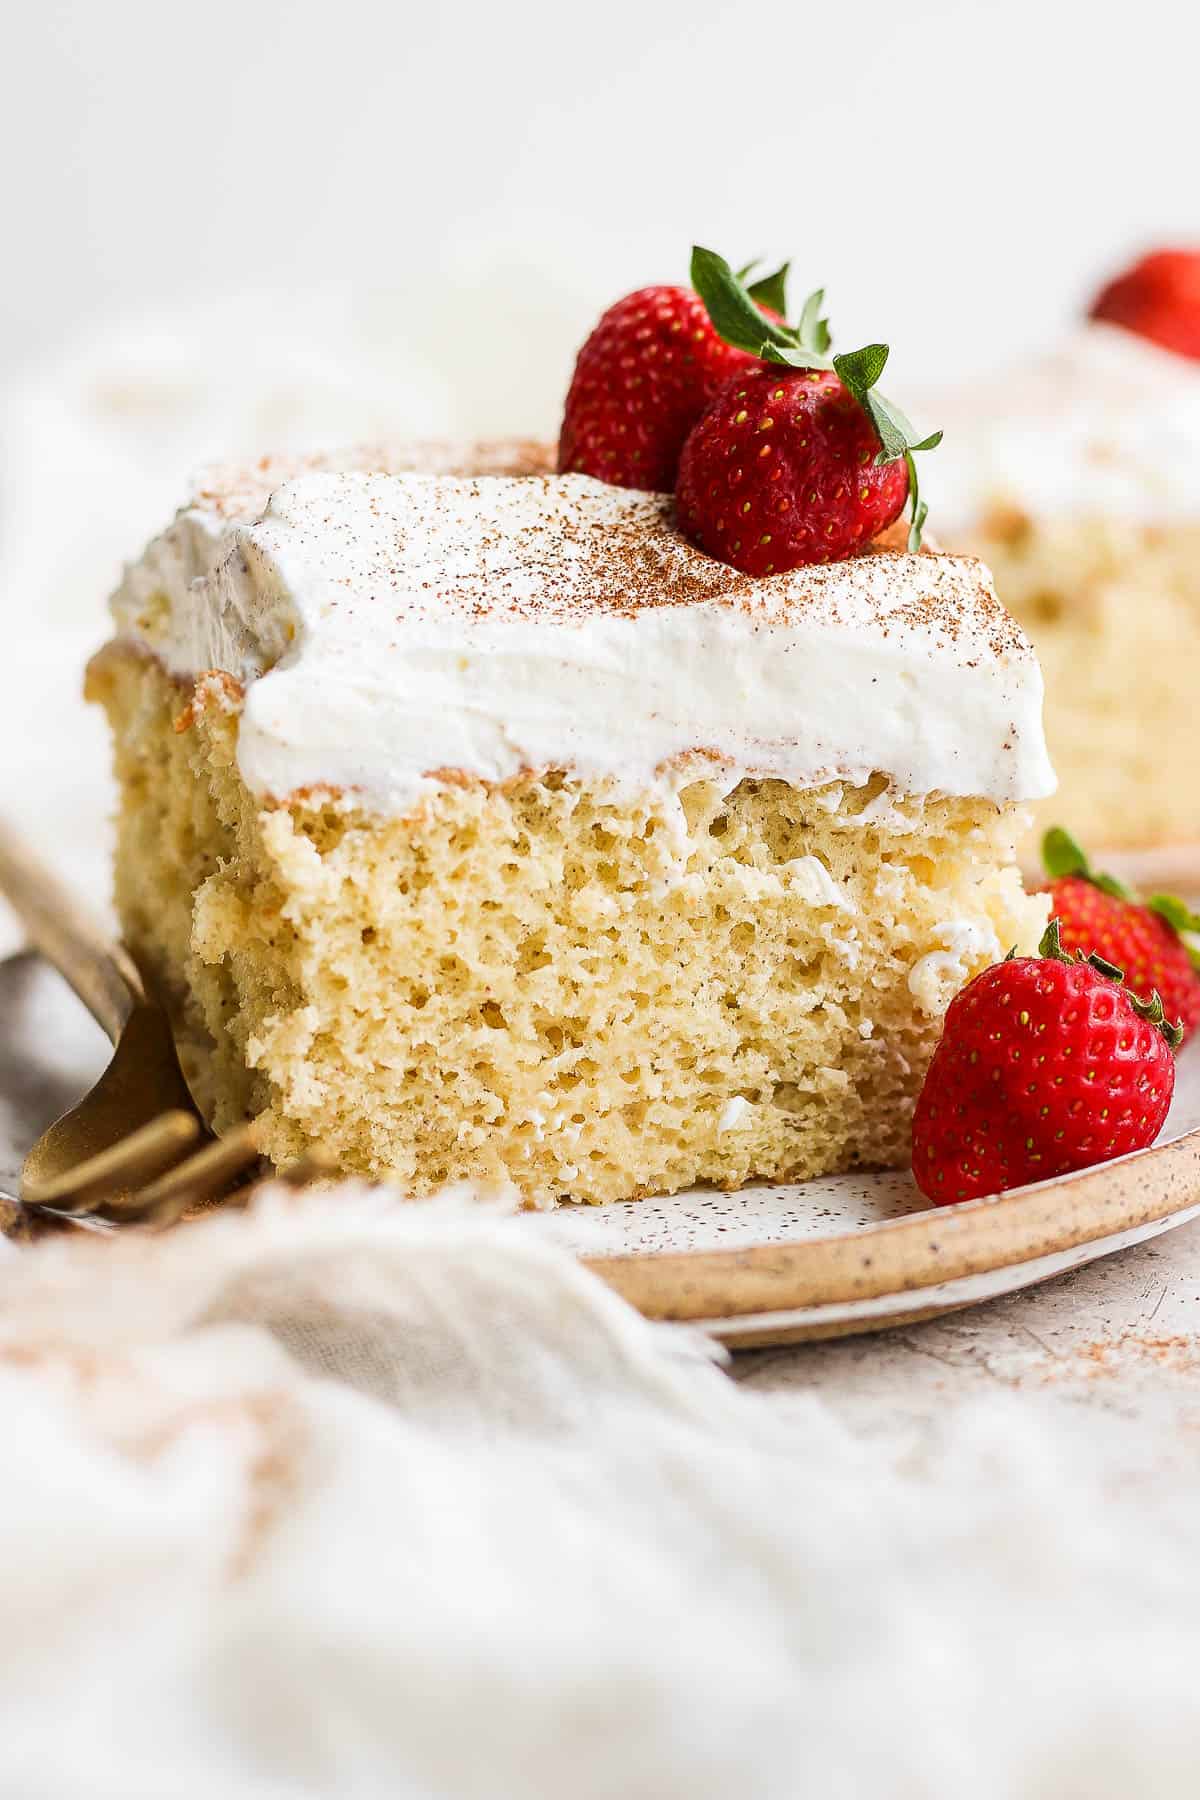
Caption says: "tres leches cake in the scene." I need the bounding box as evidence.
[923,249,1200,855]
[88,257,1054,1207]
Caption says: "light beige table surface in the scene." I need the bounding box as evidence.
[731,1215,1200,1438]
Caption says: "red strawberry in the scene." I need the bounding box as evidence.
[1090,249,1200,361]
[670,247,941,571]
[1039,827,1200,1040]
[912,919,1180,1207]
[557,286,767,491]
[675,367,909,574]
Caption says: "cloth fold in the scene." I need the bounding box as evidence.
[0,1185,1199,1798]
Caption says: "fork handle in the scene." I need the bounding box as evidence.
[0,821,140,1045]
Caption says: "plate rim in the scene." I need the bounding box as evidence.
[698,1203,1200,1347]
[8,948,1200,1341]
[581,1127,1200,1323]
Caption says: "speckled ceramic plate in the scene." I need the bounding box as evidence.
[6,951,1200,1347]
[525,1037,1200,1346]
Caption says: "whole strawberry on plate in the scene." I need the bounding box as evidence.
[1040,826,1200,1040]
[1090,247,1200,361]
[912,918,1182,1207]
[557,261,788,491]
[676,248,942,573]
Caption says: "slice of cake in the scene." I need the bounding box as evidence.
[921,252,1200,856]
[87,439,1052,1206]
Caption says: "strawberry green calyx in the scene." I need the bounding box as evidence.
[689,246,942,551]
[1146,892,1200,972]
[1041,826,1131,898]
[1042,825,1200,971]
[736,260,791,315]
[1037,915,1082,963]
[1131,988,1187,1051]
[1037,916,1185,1051]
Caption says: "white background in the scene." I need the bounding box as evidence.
[1,0,1199,665]
[4,0,1200,420]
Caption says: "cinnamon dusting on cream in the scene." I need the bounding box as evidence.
[105,438,1054,816]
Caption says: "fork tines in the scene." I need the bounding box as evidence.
[20,1112,334,1231]
[21,1111,204,1214]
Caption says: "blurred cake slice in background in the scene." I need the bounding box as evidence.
[920,249,1200,863]
[87,443,1051,1205]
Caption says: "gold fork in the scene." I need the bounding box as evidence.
[0,820,269,1225]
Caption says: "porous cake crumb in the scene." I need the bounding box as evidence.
[88,647,1045,1205]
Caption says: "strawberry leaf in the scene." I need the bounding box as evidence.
[1038,917,1074,963]
[905,465,929,553]
[867,396,910,464]
[690,248,795,356]
[1041,826,1131,900]
[797,287,831,355]
[866,389,930,458]
[1148,893,1200,973]
[746,262,790,317]
[834,342,891,401]
[1148,893,1200,935]
[761,341,837,372]
[832,348,941,549]
[1043,829,1200,981]
[1087,952,1125,983]
[691,245,943,549]
[1042,826,1091,880]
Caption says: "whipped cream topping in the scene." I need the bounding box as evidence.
[109,444,1054,815]
[920,322,1200,529]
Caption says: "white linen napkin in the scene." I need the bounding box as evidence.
[0,1182,1198,1799]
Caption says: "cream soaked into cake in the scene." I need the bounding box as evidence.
[111,447,1054,817]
